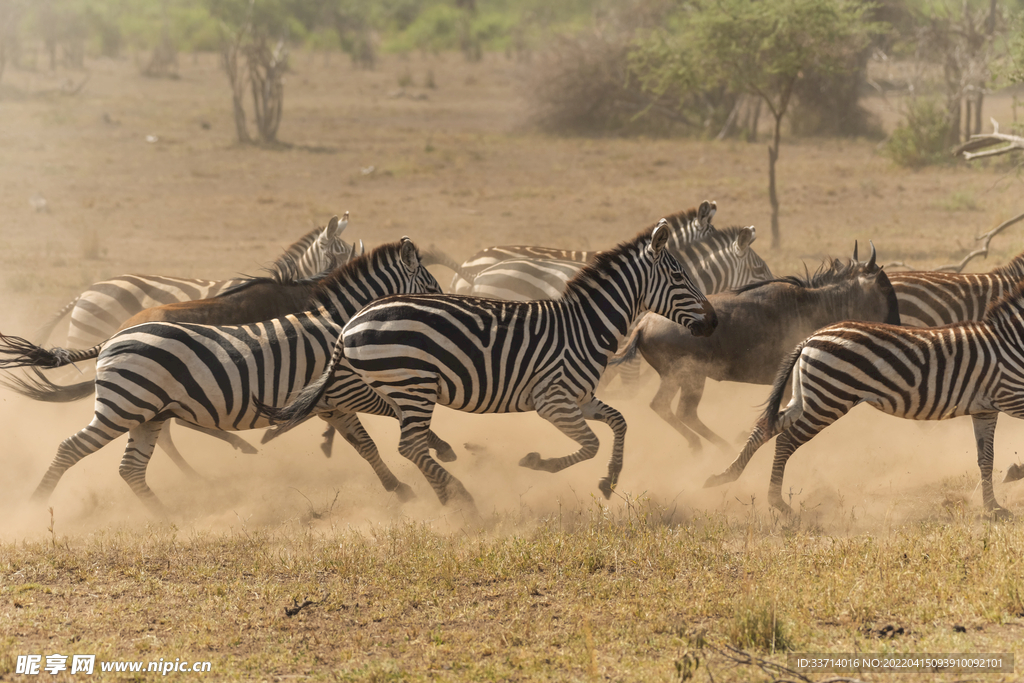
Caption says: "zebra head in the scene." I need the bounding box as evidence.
[727,226,773,286]
[398,236,444,296]
[646,220,718,337]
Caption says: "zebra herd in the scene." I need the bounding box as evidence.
[2,203,1024,519]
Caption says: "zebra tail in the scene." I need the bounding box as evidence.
[608,324,641,367]
[419,246,475,283]
[0,333,99,370]
[0,368,94,402]
[763,340,807,433]
[32,296,79,344]
[254,365,334,429]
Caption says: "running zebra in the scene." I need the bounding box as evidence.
[889,252,1024,327]
[703,281,1024,518]
[464,224,768,301]
[263,220,718,512]
[35,215,358,348]
[446,200,771,297]
[0,238,442,513]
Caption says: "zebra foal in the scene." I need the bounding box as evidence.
[0,239,442,513]
[704,281,1024,519]
[264,220,718,511]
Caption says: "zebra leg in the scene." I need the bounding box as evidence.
[393,397,476,510]
[426,430,458,462]
[519,389,606,488]
[674,376,732,453]
[321,412,415,502]
[156,423,205,480]
[175,420,258,454]
[972,413,1011,519]
[649,373,704,453]
[703,415,782,488]
[32,420,129,503]
[118,421,168,516]
[321,425,336,458]
[581,398,627,499]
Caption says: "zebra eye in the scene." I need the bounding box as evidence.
[671,271,686,283]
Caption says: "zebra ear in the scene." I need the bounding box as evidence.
[697,200,717,231]
[735,226,756,252]
[650,219,671,256]
[324,214,341,239]
[400,237,420,270]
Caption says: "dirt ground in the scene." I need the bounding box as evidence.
[2,50,1024,538]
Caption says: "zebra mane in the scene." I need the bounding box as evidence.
[561,228,655,297]
[311,239,411,301]
[261,223,339,285]
[993,251,1024,279]
[732,258,860,294]
[983,280,1024,324]
[654,205,704,237]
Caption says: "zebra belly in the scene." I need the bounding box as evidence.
[96,319,336,431]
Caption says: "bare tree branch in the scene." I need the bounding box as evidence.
[955,118,1024,160]
[935,210,1024,272]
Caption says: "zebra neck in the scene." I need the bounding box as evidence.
[570,278,638,354]
[315,288,373,326]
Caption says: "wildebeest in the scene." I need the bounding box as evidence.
[612,245,900,453]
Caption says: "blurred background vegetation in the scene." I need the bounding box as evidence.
[0,0,1022,158]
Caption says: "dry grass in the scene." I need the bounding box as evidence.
[2,501,1024,681]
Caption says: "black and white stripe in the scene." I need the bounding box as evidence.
[705,281,1024,518]
[449,201,772,298]
[267,221,718,513]
[0,238,441,512]
[36,216,356,348]
[463,224,770,302]
[889,253,1024,327]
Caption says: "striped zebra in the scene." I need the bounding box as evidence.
[447,201,772,296]
[35,215,358,348]
[889,253,1024,327]
[263,221,718,511]
[463,224,769,301]
[703,282,1024,519]
[0,238,442,513]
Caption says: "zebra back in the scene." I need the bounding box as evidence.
[889,253,1024,327]
[50,219,352,349]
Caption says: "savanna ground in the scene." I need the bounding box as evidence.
[2,49,1024,681]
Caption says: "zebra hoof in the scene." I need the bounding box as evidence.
[703,471,736,488]
[598,478,613,499]
[1004,463,1024,483]
[435,446,458,463]
[394,483,416,503]
[519,452,542,469]
[988,506,1013,521]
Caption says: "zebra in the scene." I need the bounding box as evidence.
[462,224,769,302]
[446,200,772,296]
[888,252,1024,327]
[261,219,718,513]
[702,281,1024,519]
[34,215,358,348]
[0,238,443,513]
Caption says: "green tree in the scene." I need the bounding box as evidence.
[633,0,885,247]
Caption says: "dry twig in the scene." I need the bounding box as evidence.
[954,118,1024,160]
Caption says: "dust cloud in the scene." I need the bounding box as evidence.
[3,362,1022,544]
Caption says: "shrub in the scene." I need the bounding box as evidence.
[884,97,953,168]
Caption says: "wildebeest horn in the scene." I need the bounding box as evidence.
[852,240,858,263]
[867,241,877,270]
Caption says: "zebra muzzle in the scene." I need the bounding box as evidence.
[687,302,718,338]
